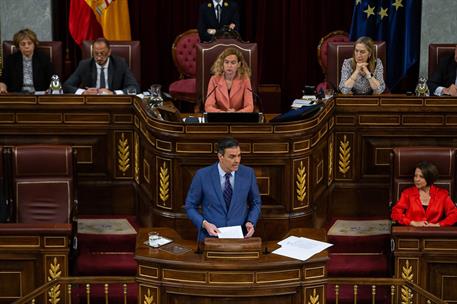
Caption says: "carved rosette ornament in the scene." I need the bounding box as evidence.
[117,132,131,175]
[296,161,307,202]
[47,257,62,304]
[338,135,351,175]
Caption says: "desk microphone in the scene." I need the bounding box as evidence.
[261,216,269,254]
[195,230,203,254]
[202,85,218,110]
[247,87,263,113]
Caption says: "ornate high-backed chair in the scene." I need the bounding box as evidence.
[327,41,386,92]
[428,43,455,79]
[169,29,200,110]
[316,30,350,91]
[390,147,456,205]
[196,38,258,111]
[81,40,141,85]
[12,145,77,224]
[2,41,63,77]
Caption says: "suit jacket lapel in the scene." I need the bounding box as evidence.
[90,60,97,87]
[107,57,114,88]
[230,77,242,97]
[216,76,230,107]
[210,163,227,212]
[231,167,244,213]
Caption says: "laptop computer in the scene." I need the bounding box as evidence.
[205,112,262,123]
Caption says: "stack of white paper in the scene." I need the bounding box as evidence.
[272,235,332,261]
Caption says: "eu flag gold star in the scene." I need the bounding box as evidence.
[379,7,388,19]
[392,0,403,10]
[355,0,362,5]
[364,5,375,18]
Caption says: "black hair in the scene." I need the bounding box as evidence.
[416,161,439,186]
[216,137,239,155]
[93,37,111,49]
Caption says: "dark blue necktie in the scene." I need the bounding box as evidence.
[223,172,232,209]
[99,67,106,88]
[216,4,222,23]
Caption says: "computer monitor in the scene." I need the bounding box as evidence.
[204,112,262,123]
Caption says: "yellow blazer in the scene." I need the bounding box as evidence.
[204,74,254,112]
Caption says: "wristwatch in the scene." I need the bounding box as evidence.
[366,73,372,80]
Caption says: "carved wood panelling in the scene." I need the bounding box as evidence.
[135,132,140,184]
[72,146,93,164]
[328,133,334,185]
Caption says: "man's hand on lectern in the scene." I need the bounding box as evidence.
[203,220,220,236]
[245,221,254,238]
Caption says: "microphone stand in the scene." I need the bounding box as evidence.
[261,216,269,255]
[202,85,218,113]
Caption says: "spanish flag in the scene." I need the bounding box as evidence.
[69,0,131,46]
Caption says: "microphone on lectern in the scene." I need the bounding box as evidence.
[247,87,263,113]
[202,85,218,110]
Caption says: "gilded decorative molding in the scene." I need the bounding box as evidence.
[338,135,351,175]
[296,161,307,202]
[328,134,334,185]
[47,257,62,304]
[134,132,140,184]
[159,162,170,203]
[402,259,413,281]
[307,288,319,304]
[401,260,414,304]
[117,132,131,175]
[143,288,155,304]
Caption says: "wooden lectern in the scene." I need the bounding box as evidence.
[203,237,262,259]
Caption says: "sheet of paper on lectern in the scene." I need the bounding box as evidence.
[217,225,244,239]
[272,235,332,261]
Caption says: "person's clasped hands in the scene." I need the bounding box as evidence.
[83,87,113,95]
[442,84,457,96]
[355,62,371,78]
[410,220,440,227]
[0,83,7,94]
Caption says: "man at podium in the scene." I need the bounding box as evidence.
[185,137,261,241]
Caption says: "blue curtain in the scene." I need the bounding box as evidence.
[350,0,421,90]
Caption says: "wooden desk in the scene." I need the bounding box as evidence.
[0,223,71,304]
[135,228,327,304]
[392,226,457,302]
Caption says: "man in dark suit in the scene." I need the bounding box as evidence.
[197,0,240,42]
[63,38,140,95]
[185,137,261,241]
[428,45,457,96]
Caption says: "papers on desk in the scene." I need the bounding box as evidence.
[291,96,317,109]
[272,235,332,261]
[217,225,244,239]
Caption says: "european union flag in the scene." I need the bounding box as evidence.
[349,0,421,90]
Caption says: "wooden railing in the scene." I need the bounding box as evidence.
[12,276,136,304]
[13,276,447,304]
[327,278,447,304]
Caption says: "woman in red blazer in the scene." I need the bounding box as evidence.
[204,47,254,112]
[391,161,457,227]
